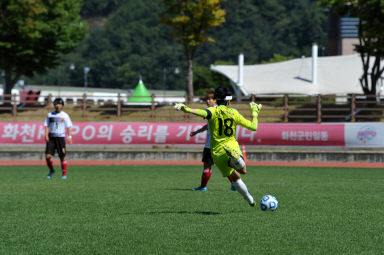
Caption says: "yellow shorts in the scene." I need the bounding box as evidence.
[212,141,241,177]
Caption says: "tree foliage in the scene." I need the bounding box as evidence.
[24,0,328,95]
[159,0,226,97]
[0,0,86,97]
[199,0,327,64]
[319,0,384,96]
[81,0,119,18]
[261,54,294,64]
[193,65,231,96]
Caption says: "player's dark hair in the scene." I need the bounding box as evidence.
[214,87,231,105]
[250,94,256,103]
[53,98,64,106]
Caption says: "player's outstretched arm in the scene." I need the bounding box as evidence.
[67,127,72,144]
[174,103,208,118]
[238,102,262,131]
[190,124,208,137]
[45,126,50,142]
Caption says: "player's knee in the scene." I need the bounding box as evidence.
[230,157,246,172]
[230,171,241,181]
[239,166,247,174]
[59,148,66,159]
[46,154,52,160]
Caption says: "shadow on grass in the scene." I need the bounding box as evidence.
[148,211,221,215]
[120,211,221,216]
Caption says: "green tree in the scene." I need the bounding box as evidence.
[199,0,327,65]
[25,0,328,93]
[0,0,86,100]
[262,54,294,64]
[159,0,226,97]
[81,0,119,18]
[193,65,231,95]
[319,0,384,96]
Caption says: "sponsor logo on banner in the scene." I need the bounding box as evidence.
[356,126,376,144]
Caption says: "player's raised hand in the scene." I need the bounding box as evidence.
[174,103,185,111]
[174,103,191,113]
[249,102,262,117]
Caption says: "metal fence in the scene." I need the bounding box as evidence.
[0,93,383,122]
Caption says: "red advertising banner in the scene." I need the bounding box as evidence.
[0,122,345,146]
[253,123,345,146]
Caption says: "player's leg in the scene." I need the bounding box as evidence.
[200,148,213,189]
[192,148,212,191]
[230,170,255,206]
[224,143,246,173]
[237,163,247,174]
[45,140,55,179]
[200,161,212,189]
[222,142,236,190]
[45,154,55,179]
[60,156,68,179]
[227,175,236,191]
[214,151,254,206]
[57,137,68,179]
[223,146,236,190]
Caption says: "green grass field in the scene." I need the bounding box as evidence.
[0,165,383,254]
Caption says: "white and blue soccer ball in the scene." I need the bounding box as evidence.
[260,195,278,211]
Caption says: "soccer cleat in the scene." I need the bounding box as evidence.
[250,202,255,207]
[231,184,236,191]
[62,175,67,180]
[47,171,55,179]
[192,186,207,191]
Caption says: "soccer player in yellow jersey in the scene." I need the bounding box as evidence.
[175,87,262,206]
[189,91,235,191]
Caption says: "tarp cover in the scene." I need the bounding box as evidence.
[211,54,372,95]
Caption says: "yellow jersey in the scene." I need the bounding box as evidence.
[206,105,257,155]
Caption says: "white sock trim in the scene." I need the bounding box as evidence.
[233,179,254,204]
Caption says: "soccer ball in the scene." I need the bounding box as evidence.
[260,195,278,211]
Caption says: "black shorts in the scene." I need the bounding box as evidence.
[45,136,66,158]
[202,148,214,165]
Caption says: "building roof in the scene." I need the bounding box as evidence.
[211,54,367,95]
